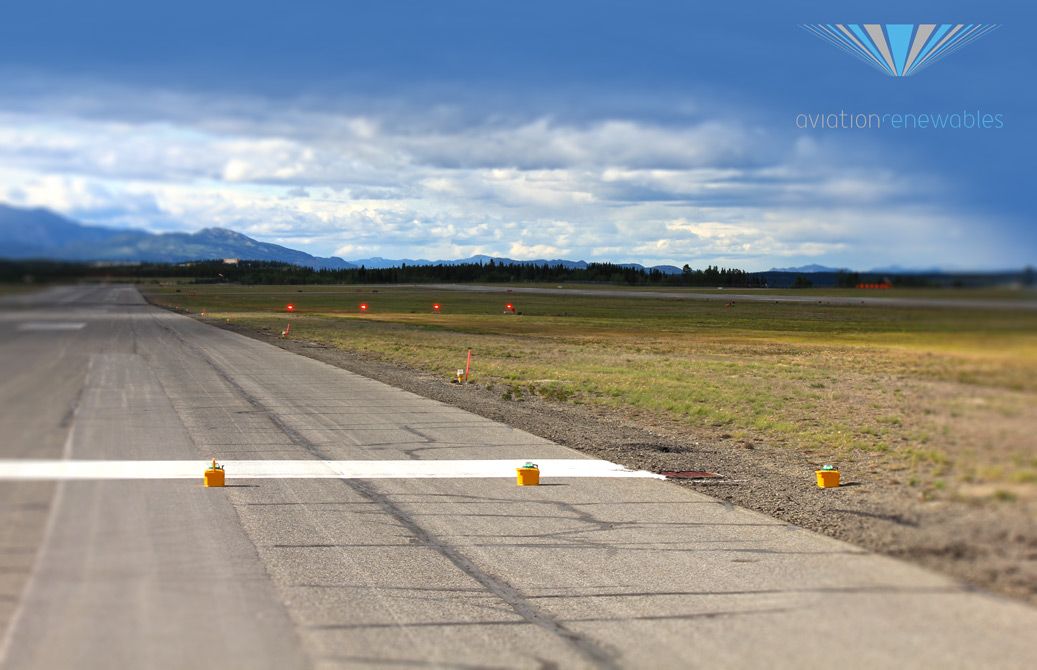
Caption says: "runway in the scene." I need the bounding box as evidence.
[1,284,1035,669]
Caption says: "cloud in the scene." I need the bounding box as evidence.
[0,80,1018,269]
[508,241,565,258]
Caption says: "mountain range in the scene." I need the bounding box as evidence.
[768,264,846,273]
[0,204,684,273]
[0,204,355,269]
[1,205,964,275]
[769,263,951,275]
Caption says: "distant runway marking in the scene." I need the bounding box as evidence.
[0,459,664,480]
[16,322,86,331]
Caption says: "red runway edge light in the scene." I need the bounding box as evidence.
[359,303,368,312]
[286,303,295,312]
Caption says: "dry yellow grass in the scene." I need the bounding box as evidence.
[145,284,1037,495]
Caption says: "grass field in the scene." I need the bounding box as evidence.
[425,283,1036,301]
[0,284,45,296]
[144,283,1037,496]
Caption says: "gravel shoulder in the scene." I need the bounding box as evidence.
[218,320,1037,606]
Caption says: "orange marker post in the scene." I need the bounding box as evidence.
[464,348,472,382]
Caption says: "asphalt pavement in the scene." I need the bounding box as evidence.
[1,284,1035,669]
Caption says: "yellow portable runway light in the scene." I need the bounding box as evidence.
[517,462,540,486]
[204,458,225,487]
[816,464,840,488]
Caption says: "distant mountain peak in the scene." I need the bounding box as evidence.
[768,264,847,273]
[0,204,355,270]
[194,227,252,241]
[197,226,237,234]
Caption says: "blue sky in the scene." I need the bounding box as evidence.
[0,1,1032,270]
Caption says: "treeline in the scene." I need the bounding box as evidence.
[3,259,1030,288]
[1,259,766,287]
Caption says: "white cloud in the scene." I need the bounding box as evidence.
[0,83,1012,269]
[508,241,564,258]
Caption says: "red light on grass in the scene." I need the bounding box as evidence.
[504,303,515,313]
[433,303,441,312]
[359,303,368,312]
[286,304,295,312]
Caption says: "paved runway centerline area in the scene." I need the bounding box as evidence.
[0,459,664,480]
[1,284,1036,669]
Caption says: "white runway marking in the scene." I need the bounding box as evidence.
[0,459,664,480]
[16,322,87,331]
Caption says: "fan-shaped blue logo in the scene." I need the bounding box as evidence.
[801,24,999,77]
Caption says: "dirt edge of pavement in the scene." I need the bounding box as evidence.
[209,318,1036,606]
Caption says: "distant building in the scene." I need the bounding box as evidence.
[223,258,240,265]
